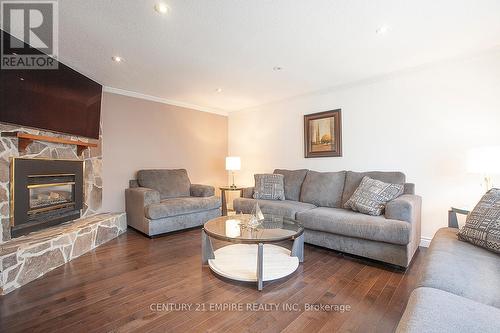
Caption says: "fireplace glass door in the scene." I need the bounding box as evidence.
[28,181,75,214]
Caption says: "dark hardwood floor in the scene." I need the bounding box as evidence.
[0,228,426,333]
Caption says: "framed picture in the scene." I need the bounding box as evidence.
[304,109,342,158]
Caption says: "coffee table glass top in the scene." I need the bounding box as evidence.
[203,214,303,243]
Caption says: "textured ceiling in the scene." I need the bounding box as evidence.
[58,0,500,113]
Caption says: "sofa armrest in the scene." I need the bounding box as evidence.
[190,184,215,197]
[385,194,422,223]
[126,187,160,206]
[125,187,160,232]
[242,187,254,198]
[403,183,415,195]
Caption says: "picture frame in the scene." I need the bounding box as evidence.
[304,109,342,158]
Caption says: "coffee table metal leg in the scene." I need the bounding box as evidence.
[201,229,215,265]
[221,190,227,216]
[291,233,304,263]
[257,243,263,291]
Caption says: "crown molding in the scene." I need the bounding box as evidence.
[102,87,228,116]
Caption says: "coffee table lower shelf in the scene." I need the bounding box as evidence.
[202,230,304,291]
[208,244,299,283]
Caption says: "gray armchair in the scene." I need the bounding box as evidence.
[125,169,221,237]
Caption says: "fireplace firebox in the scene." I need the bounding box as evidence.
[10,158,84,238]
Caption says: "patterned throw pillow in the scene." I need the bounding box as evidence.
[253,174,285,201]
[458,189,500,254]
[344,176,404,216]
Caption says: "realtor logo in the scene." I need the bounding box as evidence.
[1,0,58,69]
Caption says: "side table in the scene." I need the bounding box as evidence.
[219,186,244,216]
[448,207,471,228]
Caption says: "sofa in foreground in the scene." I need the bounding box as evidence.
[396,227,500,332]
[125,169,221,237]
[234,169,421,267]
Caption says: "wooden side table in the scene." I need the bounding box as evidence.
[219,186,244,216]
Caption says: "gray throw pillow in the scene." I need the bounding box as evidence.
[253,174,285,201]
[458,189,500,254]
[341,171,406,206]
[344,176,404,216]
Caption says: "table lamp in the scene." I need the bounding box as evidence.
[466,146,500,191]
[225,156,241,188]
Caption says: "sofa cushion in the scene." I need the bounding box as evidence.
[396,287,500,333]
[137,169,191,200]
[341,171,406,206]
[145,196,221,219]
[190,184,215,197]
[418,227,500,308]
[300,170,346,208]
[233,197,316,219]
[297,207,411,245]
[458,188,500,254]
[344,176,404,216]
[253,174,285,200]
[273,169,308,201]
[242,187,254,199]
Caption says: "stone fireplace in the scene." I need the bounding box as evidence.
[0,122,102,243]
[0,122,126,295]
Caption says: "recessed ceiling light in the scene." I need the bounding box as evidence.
[19,77,24,81]
[376,25,389,34]
[154,2,168,14]
[273,66,283,71]
[215,88,223,93]
[111,56,123,62]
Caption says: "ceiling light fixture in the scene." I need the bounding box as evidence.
[273,66,283,71]
[215,88,223,93]
[111,56,123,62]
[154,2,168,14]
[376,25,389,35]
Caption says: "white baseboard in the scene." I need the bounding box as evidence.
[419,237,432,248]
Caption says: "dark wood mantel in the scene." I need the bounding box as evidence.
[1,131,98,156]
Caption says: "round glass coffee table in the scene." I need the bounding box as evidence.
[202,214,304,291]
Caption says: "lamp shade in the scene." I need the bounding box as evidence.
[466,146,500,174]
[225,156,241,171]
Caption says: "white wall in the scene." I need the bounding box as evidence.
[228,49,500,240]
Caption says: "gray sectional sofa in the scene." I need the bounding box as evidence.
[125,169,221,237]
[396,228,500,333]
[234,169,422,267]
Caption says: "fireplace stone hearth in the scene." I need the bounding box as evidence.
[0,213,126,294]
